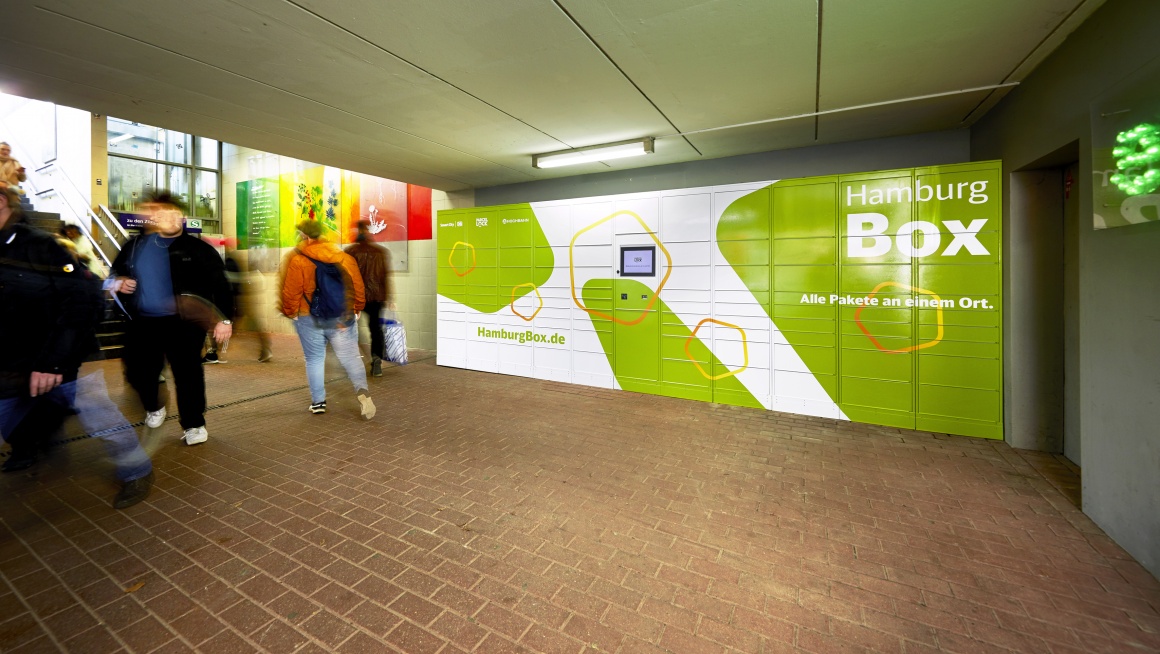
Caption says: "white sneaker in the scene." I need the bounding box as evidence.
[145,408,166,429]
[357,392,376,420]
[182,426,208,445]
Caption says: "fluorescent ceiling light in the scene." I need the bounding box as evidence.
[533,137,654,169]
[107,133,134,145]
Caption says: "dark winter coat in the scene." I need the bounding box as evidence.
[344,240,391,303]
[0,216,103,397]
[111,232,234,326]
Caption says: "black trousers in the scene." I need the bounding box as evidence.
[5,396,67,462]
[364,301,384,360]
[124,316,207,430]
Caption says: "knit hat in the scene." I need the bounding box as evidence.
[296,219,323,239]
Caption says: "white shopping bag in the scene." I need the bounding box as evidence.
[382,315,408,365]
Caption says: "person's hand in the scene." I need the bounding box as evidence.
[387,302,397,311]
[116,277,137,294]
[214,321,233,343]
[29,371,62,397]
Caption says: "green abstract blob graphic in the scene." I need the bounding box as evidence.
[437,203,554,314]
[582,278,763,409]
[715,165,1003,439]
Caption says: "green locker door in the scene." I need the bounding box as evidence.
[498,207,534,317]
[838,172,917,429]
[914,163,1003,438]
[612,278,660,393]
[771,181,839,403]
[713,187,770,406]
[437,210,468,301]
[465,210,499,313]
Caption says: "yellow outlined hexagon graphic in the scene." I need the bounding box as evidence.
[510,283,542,321]
[448,241,476,277]
[569,210,672,326]
[854,281,944,353]
[685,318,749,380]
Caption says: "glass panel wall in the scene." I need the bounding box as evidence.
[107,117,222,232]
[194,170,218,220]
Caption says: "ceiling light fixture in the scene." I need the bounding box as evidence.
[533,137,654,169]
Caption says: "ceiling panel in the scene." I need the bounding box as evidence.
[291,0,675,148]
[28,0,567,162]
[819,0,1084,109]
[0,0,1101,190]
[683,119,817,160]
[557,0,819,131]
[816,91,991,144]
[0,37,524,189]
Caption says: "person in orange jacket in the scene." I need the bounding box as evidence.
[280,219,375,419]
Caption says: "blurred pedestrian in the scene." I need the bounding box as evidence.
[280,219,375,419]
[0,142,27,194]
[203,243,272,363]
[345,220,394,377]
[109,190,233,445]
[61,223,109,278]
[0,186,153,507]
[228,246,273,362]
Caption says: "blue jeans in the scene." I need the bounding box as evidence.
[0,371,152,482]
[294,318,369,404]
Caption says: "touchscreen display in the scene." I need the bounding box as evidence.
[621,246,655,277]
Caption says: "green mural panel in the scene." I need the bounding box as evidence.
[436,204,554,314]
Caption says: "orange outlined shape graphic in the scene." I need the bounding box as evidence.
[448,241,476,277]
[510,283,542,321]
[854,281,944,353]
[685,318,749,380]
[569,210,672,326]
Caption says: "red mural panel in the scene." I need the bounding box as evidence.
[407,185,432,240]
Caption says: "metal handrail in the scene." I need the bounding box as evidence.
[98,204,129,240]
[75,209,114,269]
[87,207,122,265]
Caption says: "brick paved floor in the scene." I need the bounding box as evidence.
[1,336,1158,653]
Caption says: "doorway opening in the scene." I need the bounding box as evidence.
[1007,143,1081,505]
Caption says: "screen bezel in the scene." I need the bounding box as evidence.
[620,245,656,277]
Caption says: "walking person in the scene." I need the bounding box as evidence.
[0,186,153,507]
[0,142,27,194]
[109,190,233,445]
[280,220,375,419]
[345,220,394,376]
[61,223,109,278]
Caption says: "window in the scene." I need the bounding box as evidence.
[107,118,222,232]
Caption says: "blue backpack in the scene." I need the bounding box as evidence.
[302,254,347,321]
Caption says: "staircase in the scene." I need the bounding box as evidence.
[93,297,129,361]
[24,210,62,233]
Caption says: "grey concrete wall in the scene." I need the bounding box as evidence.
[972,0,1160,577]
[1062,163,1081,466]
[476,130,970,205]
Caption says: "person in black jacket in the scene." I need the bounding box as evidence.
[110,190,233,446]
[0,186,154,508]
